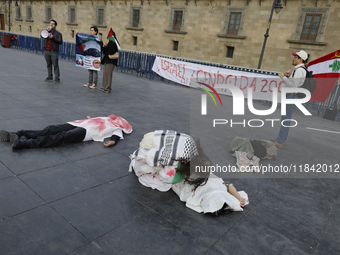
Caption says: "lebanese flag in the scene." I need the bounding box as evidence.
[107,28,122,52]
[308,49,340,102]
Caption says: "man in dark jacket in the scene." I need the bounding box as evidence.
[43,19,63,83]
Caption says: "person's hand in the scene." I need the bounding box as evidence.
[104,141,116,147]
[285,69,292,77]
[279,72,285,79]
[87,116,91,119]
[103,42,107,47]
[48,34,53,39]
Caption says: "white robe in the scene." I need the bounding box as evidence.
[129,131,249,213]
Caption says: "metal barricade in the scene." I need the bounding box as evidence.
[1,31,339,121]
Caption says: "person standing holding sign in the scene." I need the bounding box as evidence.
[84,26,102,89]
[43,19,63,83]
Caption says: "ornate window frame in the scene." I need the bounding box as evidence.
[217,7,247,39]
[95,6,106,28]
[67,6,77,25]
[126,6,143,31]
[44,6,52,23]
[165,7,187,34]
[289,7,329,44]
[26,5,33,22]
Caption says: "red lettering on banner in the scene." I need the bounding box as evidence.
[278,81,285,93]
[207,72,216,87]
[240,76,248,90]
[177,64,182,78]
[268,80,277,93]
[172,64,177,76]
[250,78,257,92]
[225,75,233,85]
[261,79,268,93]
[196,70,204,84]
[160,59,187,80]
[217,72,224,84]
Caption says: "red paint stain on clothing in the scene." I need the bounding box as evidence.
[166,169,175,177]
[88,118,107,132]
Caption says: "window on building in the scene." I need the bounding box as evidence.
[71,30,75,38]
[173,10,183,31]
[173,41,179,51]
[227,12,241,35]
[29,26,32,32]
[97,8,105,25]
[226,46,234,58]
[26,6,32,20]
[133,36,137,46]
[15,6,21,20]
[45,6,52,21]
[300,14,321,41]
[69,7,76,23]
[19,24,21,31]
[220,8,246,37]
[132,9,140,27]
[290,8,329,43]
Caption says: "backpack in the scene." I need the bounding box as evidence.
[295,66,317,99]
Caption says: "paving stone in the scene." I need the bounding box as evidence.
[94,209,212,255]
[50,183,155,240]
[0,176,44,219]
[205,215,314,255]
[20,161,106,202]
[0,148,70,175]
[0,205,88,255]
[0,161,14,179]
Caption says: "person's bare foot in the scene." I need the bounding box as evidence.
[238,197,245,207]
[104,141,116,147]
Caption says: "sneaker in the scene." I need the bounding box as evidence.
[54,80,60,84]
[273,141,284,148]
[104,89,111,94]
[84,83,91,87]
[44,78,53,82]
[100,88,105,92]
[270,138,285,146]
[0,130,10,142]
[9,133,19,143]
[90,84,97,89]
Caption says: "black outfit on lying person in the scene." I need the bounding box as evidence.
[13,123,120,149]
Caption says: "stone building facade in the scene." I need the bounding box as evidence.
[0,0,339,72]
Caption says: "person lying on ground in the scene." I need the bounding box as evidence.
[0,114,132,150]
[129,130,248,215]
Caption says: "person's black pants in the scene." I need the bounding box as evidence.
[17,123,86,148]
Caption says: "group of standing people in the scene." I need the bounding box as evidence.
[42,19,119,94]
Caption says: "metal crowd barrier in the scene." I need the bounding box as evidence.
[1,31,339,120]
[305,84,340,120]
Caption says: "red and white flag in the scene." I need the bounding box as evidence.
[308,49,340,102]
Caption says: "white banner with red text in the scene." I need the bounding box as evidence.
[152,57,286,102]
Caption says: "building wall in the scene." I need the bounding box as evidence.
[4,0,340,72]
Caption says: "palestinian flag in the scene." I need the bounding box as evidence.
[107,28,122,52]
[308,49,340,102]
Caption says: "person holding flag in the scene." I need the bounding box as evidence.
[83,26,103,89]
[100,29,121,94]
